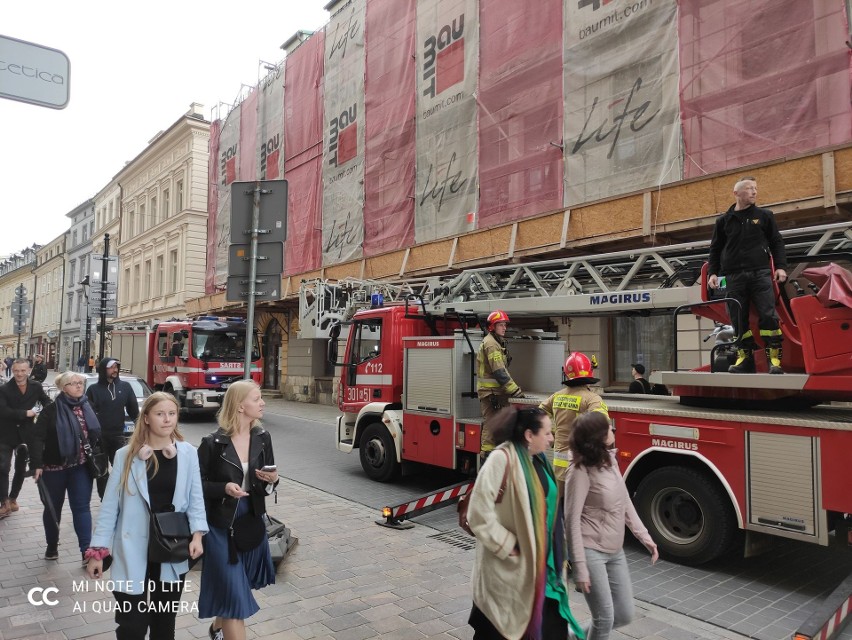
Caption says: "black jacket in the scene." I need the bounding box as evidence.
[198,427,277,529]
[29,401,100,469]
[31,363,48,383]
[629,378,651,394]
[708,204,787,277]
[0,379,51,448]
[85,358,139,433]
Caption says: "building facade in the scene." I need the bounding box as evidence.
[115,103,210,326]
[0,247,39,361]
[62,199,96,372]
[31,235,66,367]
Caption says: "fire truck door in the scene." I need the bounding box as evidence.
[343,318,387,406]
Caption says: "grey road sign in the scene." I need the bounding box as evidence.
[89,303,117,316]
[0,35,70,110]
[225,275,281,303]
[90,257,119,285]
[11,302,30,316]
[230,180,288,243]
[227,242,284,278]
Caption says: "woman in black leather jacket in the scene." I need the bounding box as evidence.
[197,380,278,640]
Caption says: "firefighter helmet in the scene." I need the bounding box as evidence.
[487,310,510,331]
[563,352,598,383]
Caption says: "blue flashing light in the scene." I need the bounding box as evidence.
[371,292,384,308]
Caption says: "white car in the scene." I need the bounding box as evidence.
[83,374,153,433]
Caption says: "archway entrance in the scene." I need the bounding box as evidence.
[263,319,282,389]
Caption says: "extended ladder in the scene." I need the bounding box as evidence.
[298,221,852,337]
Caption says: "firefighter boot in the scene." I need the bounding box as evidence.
[728,349,755,373]
[765,346,784,375]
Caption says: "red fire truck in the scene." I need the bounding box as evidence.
[301,222,852,564]
[111,317,263,413]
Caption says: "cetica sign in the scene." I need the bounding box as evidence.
[0,34,70,109]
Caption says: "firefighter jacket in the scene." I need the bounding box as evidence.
[476,333,520,399]
[539,385,608,484]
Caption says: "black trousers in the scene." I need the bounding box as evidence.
[725,269,781,350]
[0,443,28,502]
[112,563,185,640]
[469,598,567,640]
[96,432,128,500]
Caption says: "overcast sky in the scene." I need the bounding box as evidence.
[1,1,329,258]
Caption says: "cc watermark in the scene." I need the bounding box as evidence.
[27,586,59,606]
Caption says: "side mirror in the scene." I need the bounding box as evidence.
[327,338,338,366]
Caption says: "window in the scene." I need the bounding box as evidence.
[128,211,135,241]
[72,231,78,246]
[66,293,74,322]
[176,179,184,213]
[163,189,170,219]
[350,319,382,364]
[133,264,140,300]
[139,204,146,233]
[611,316,674,383]
[123,268,130,305]
[158,332,170,357]
[156,255,164,297]
[69,261,76,286]
[109,200,114,221]
[90,221,94,237]
[151,196,158,224]
[169,249,179,293]
[143,260,151,299]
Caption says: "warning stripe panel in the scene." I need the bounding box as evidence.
[392,482,473,519]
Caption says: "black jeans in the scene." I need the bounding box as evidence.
[725,268,781,350]
[0,443,28,502]
[469,598,567,640]
[113,563,186,640]
[96,432,128,500]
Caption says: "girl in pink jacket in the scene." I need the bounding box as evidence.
[565,412,658,640]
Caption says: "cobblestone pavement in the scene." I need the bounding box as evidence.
[0,374,754,639]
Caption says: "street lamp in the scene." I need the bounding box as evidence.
[80,276,91,372]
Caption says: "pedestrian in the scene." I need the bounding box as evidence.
[0,359,6,383]
[628,364,651,394]
[31,354,48,383]
[565,412,658,640]
[197,379,278,640]
[0,358,51,518]
[476,310,524,457]
[707,176,787,374]
[3,356,14,375]
[88,355,95,373]
[466,406,584,640]
[30,371,102,562]
[86,358,140,500]
[85,391,207,640]
[77,354,87,373]
[539,353,608,501]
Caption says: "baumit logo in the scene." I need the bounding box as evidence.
[328,104,357,167]
[578,0,614,10]
[422,15,465,99]
[220,144,237,185]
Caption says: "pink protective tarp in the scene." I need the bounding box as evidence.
[803,263,852,309]
[477,0,563,227]
[284,31,325,275]
[679,0,852,178]
[363,0,416,255]
[205,119,222,294]
[239,90,258,181]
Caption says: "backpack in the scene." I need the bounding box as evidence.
[457,448,510,536]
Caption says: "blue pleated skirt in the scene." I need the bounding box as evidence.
[198,499,275,620]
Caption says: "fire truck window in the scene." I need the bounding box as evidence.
[353,320,381,363]
[193,330,260,361]
[157,333,169,357]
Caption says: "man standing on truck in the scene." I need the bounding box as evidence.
[86,358,139,499]
[476,310,523,455]
[708,177,787,374]
[539,352,608,498]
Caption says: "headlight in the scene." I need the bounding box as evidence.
[191,392,204,406]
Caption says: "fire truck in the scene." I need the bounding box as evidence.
[111,317,263,413]
[299,221,852,564]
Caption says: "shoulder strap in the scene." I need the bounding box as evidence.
[494,448,510,504]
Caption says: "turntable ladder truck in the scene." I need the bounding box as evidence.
[301,221,852,565]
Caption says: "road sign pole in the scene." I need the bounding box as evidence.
[244,183,261,380]
[98,233,110,362]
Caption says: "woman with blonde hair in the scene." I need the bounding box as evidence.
[198,379,278,640]
[85,391,207,640]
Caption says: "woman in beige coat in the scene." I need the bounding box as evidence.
[467,407,584,640]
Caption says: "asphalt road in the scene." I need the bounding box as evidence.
[180,407,852,640]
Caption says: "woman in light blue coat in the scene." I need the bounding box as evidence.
[86,392,208,640]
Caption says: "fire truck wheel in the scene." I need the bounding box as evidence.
[634,466,736,565]
[359,423,400,482]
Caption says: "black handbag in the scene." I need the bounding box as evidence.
[146,504,192,564]
[227,498,266,564]
[80,433,109,480]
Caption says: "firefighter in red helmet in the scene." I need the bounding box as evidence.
[539,352,609,499]
[476,310,524,455]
